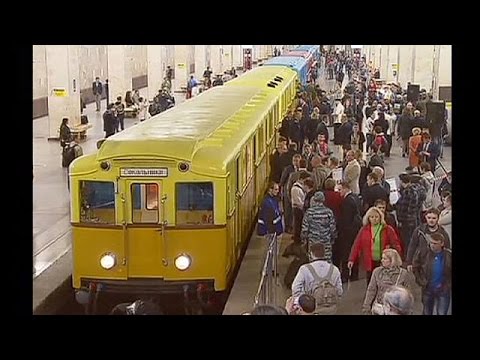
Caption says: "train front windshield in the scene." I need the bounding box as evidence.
[176,182,214,225]
[79,181,115,224]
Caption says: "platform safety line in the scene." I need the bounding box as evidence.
[33,228,71,257]
[33,245,71,279]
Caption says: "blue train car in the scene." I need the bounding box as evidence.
[263,56,309,86]
[294,45,321,62]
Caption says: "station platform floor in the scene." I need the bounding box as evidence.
[33,62,452,314]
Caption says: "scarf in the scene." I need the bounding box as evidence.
[372,223,383,261]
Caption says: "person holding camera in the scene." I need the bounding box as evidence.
[285,294,316,315]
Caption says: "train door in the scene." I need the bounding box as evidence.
[124,180,167,277]
[235,156,242,259]
[225,174,234,275]
[75,179,128,281]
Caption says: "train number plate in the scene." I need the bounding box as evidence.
[120,168,168,177]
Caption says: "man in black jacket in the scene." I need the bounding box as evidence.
[103,103,116,138]
[412,232,451,315]
[92,77,103,111]
[336,181,362,282]
[361,172,389,214]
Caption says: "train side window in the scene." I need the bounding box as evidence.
[258,122,265,156]
[131,183,159,223]
[246,139,253,180]
[236,157,240,193]
[253,134,257,164]
[268,110,274,140]
[275,102,279,124]
[242,146,247,188]
[79,181,115,224]
[176,182,214,225]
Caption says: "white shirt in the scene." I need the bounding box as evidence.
[385,113,396,135]
[291,181,305,209]
[334,102,345,123]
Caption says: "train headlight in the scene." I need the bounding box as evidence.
[174,254,191,271]
[100,253,116,270]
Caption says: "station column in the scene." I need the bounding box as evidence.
[265,45,273,58]
[107,45,132,104]
[147,45,164,101]
[45,45,81,139]
[173,45,191,92]
[195,45,207,80]
[232,45,242,70]
[222,45,233,72]
[210,45,222,77]
[252,45,259,64]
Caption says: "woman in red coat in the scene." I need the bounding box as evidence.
[347,206,402,286]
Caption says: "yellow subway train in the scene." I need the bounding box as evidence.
[70,66,298,310]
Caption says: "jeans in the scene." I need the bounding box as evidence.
[399,223,416,259]
[292,207,303,244]
[117,114,125,131]
[95,94,102,111]
[422,287,451,315]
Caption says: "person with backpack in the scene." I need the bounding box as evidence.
[292,243,342,315]
[362,249,414,315]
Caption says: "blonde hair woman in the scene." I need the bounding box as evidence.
[348,207,402,285]
[362,249,414,314]
[409,127,423,169]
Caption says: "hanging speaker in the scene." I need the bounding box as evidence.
[407,84,420,102]
[426,101,446,125]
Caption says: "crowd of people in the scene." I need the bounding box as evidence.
[254,48,452,315]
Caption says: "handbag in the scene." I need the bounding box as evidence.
[371,268,404,314]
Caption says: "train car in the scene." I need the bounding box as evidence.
[283,50,316,69]
[69,78,295,311]
[262,56,309,87]
[294,45,321,62]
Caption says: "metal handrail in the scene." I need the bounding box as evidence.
[254,233,279,307]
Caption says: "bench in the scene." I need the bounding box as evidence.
[71,124,92,142]
[124,106,138,118]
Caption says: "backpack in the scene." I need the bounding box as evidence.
[374,135,387,153]
[62,143,83,168]
[306,263,338,312]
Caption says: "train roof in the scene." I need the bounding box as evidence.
[96,85,278,176]
[294,45,320,52]
[224,65,296,88]
[284,50,311,58]
[263,56,308,71]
